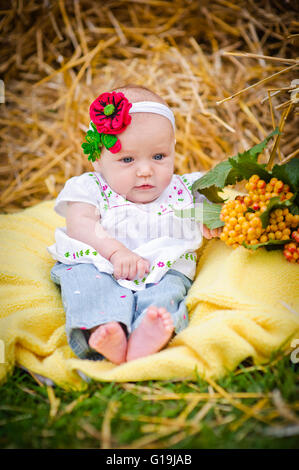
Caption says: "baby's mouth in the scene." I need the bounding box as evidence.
[135,185,154,190]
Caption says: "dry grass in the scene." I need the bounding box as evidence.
[0,0,298,214]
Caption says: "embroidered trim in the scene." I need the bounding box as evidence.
[64,249,99,259]
[87,173,194,215]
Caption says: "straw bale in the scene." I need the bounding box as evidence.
[0,0,298,213]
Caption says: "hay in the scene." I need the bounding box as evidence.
[0,0,298,213]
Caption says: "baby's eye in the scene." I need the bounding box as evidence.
[121,157,134,163]
[153,154,165,160]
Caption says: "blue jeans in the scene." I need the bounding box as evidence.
[50,262,192,360]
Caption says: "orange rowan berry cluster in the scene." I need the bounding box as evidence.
[244,174,294,212]
[220,198,262,248]
[219,174,299,249]
[265,208,299,242]
[283,229,299,263]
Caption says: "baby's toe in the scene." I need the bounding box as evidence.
[157,307,167,316]
[147,306,159,319]
[163,315,173,325]
[89,325,106,347]
[106,322,119,334]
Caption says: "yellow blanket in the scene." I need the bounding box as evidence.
[1,199,298,390]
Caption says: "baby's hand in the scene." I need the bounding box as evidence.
[109,247,150,281]
[203,224,222,240]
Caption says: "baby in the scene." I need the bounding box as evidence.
[48,84,221,365]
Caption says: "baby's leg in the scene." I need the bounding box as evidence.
[126,269,192,361]
[89,322,127,364]
[51,262,135,362]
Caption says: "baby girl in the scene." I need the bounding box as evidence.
[48,84,221,365]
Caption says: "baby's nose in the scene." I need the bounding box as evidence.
[136,162,153,176]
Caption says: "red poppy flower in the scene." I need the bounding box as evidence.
[89,91,132,135]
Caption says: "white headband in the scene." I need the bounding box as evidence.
[88,101,176,141]
[129,101,176,132]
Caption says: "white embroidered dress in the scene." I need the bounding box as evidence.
[47,171,206,291]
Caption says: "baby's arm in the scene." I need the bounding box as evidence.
[66,201,124,260]
[66,201,150,279]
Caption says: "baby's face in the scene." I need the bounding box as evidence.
[93,112,175,204]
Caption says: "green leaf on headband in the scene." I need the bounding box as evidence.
[101,133,118,149]
[81,142,102,162]
[82,123,103,162]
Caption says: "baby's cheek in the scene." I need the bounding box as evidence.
[161,171,173,189]
[118,179,135,199]
[92,160,100,172]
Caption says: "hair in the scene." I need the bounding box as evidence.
[111,83,168,106]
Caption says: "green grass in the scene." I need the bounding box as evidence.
[0,353,298,449]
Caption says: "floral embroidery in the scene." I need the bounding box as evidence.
[178,252,197,262]
[64,249,99,259]
[157,261,165,267]
[88,173,109,208]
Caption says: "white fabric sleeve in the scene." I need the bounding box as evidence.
[54,172,100,218]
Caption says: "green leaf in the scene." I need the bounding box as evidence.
[193,185,226,203]
[82,124,103,162]
[271,158,299,193]
[90,122,98,133]
[259,196,296,228]
[243,239,290,251]
[81,142,92,154]
[86,129,101,145]
[191,128,280,197]
[202,201,225,229]
[172,200,224,229]
[235,127,280,163]
[101,133,118,149]
[226,128,280,182]
[192,160,232,192]
[289,203,299,215]
[228,158,270,181]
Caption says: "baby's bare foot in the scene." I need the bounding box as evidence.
[126,306,174,362]
[88,322,127,364]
